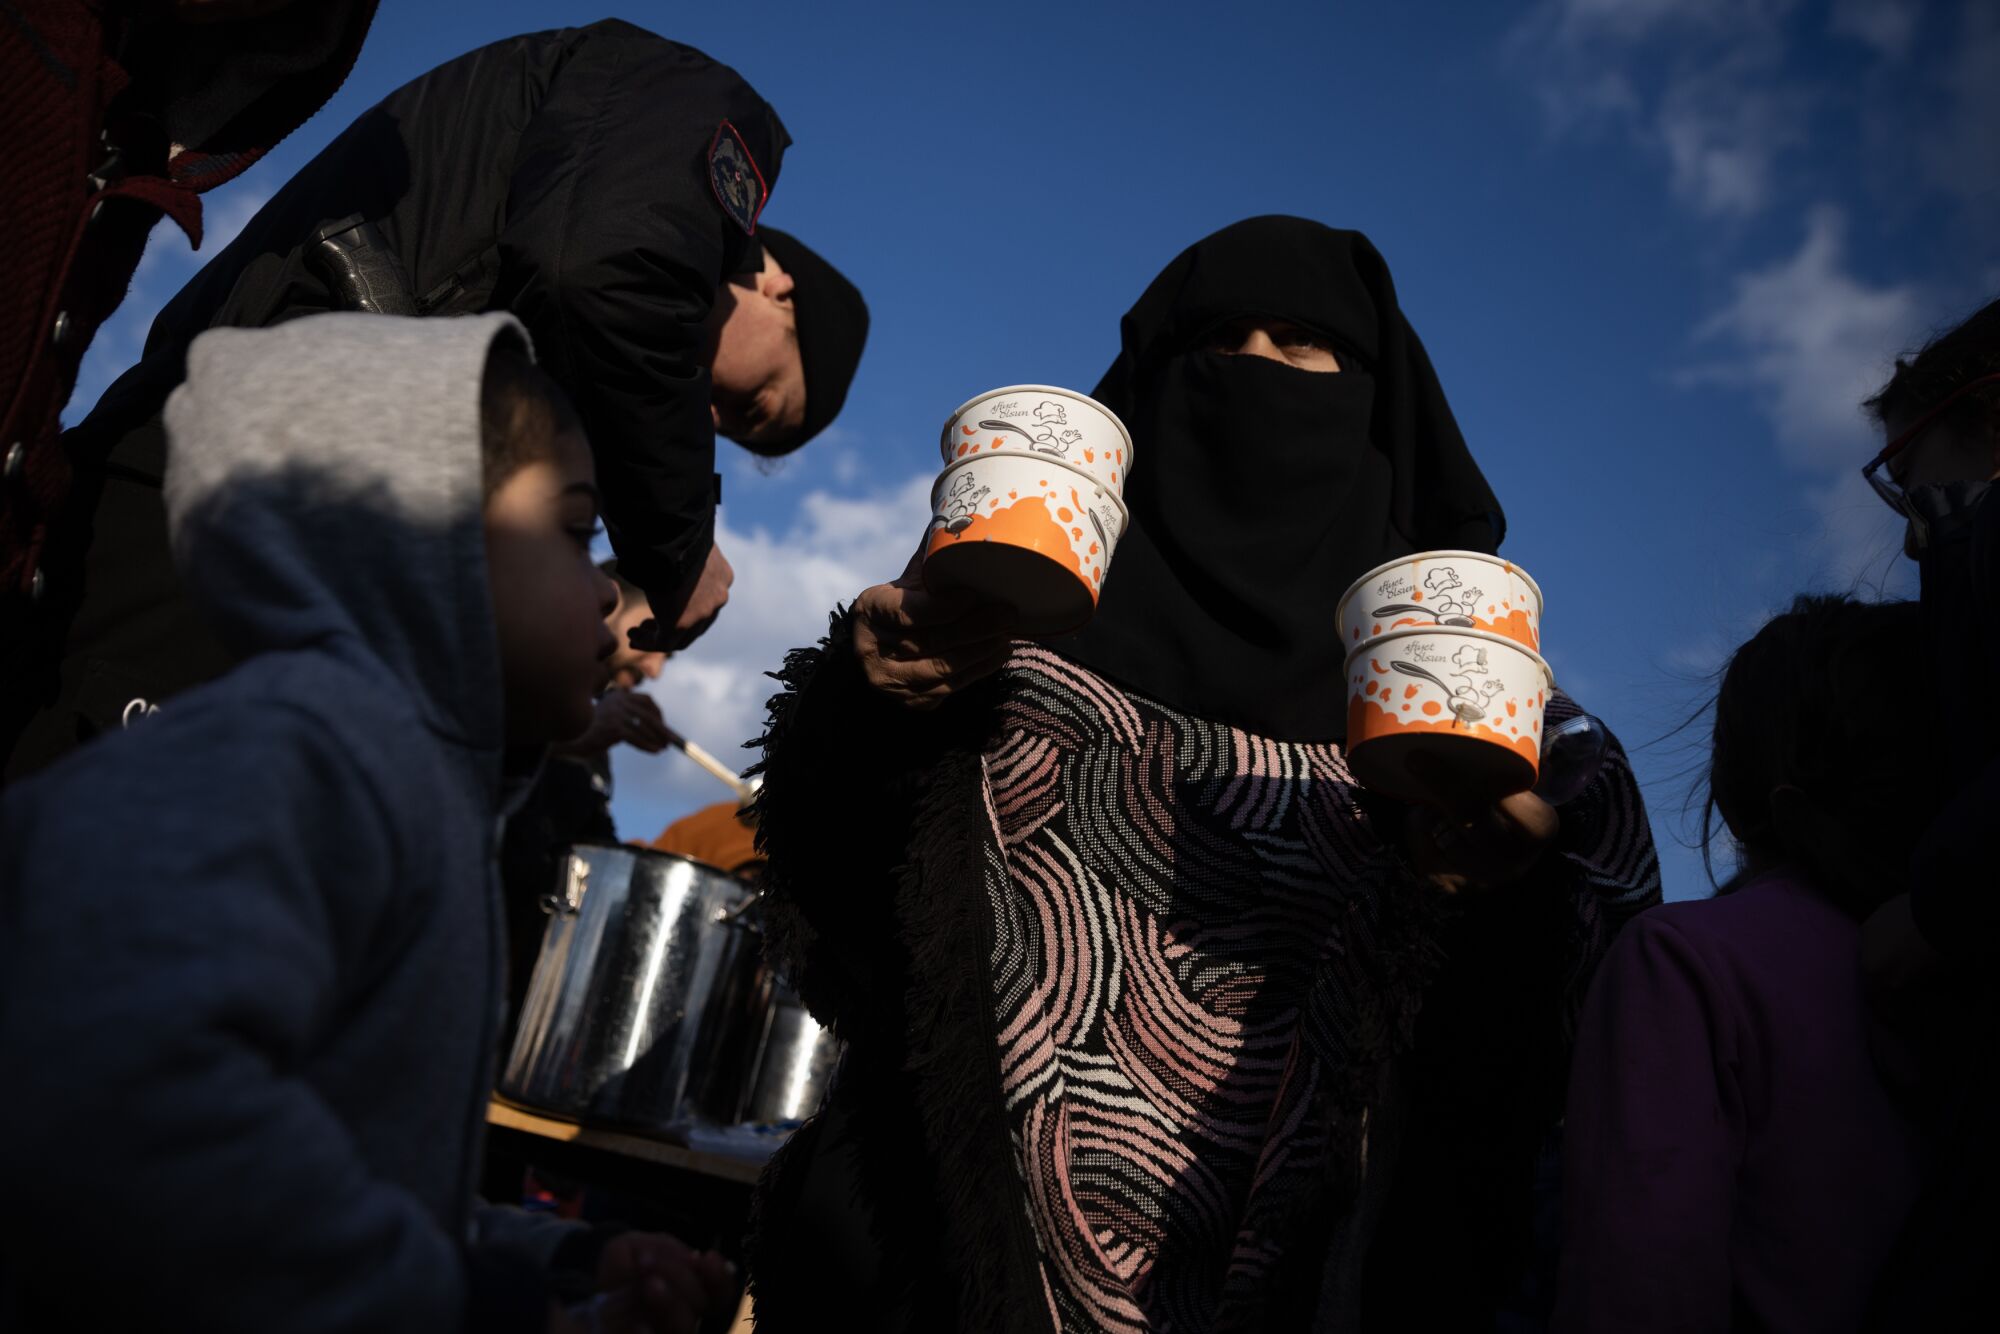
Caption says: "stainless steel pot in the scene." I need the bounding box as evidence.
[738,983,840,1125]
[499,844,758,1131]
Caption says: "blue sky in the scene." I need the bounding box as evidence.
[70,1,2000,900]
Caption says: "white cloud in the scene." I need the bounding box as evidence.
[1544,0,1786,46]
[609,472,936,837]
[1516,0,1993,230]
[1655,61,1805,216]
[1656,98,1770,216]
[1510,1,1981,587]
[1689,205,1922,468]
[1829,0,1921,59]
[1682,205,1928,583]
[1510,0,1807,219]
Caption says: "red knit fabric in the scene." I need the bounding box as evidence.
[1,1,124,599]
[0,1,376,602]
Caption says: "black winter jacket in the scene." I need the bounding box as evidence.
[75,18,788,617]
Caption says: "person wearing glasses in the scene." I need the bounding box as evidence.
[1852,294,2000,1334]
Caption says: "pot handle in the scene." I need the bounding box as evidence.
[539,857,590,917]
[712,888,766,927]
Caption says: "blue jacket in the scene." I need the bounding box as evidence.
[0,312,560,1331]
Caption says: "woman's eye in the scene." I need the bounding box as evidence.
[566,523,603,549]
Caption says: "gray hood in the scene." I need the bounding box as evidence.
[164,312,524,754]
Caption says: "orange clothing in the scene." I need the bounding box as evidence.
[651,800,761,876]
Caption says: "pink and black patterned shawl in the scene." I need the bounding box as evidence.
[745,620,1659,1334]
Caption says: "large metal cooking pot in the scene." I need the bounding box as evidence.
[499,844,758,1131]
[737,983,840,1125]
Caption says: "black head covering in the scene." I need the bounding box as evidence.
[1053,216,1505,742]
[754,227,870,453]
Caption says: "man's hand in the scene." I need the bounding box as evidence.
[631,545,735,654]
[557,689,673,758]
[676,544,735,641]
[1404,788,1562,895]
[853,553,1017,710]
[594,1232,735,1334]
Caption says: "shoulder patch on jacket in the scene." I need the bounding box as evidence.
[708,121,769,235]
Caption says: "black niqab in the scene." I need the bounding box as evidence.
[1053,217,1505,742]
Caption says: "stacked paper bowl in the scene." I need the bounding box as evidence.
[922,385,1134,636]
[1336,551,1555,806]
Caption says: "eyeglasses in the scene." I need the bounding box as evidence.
[1861,370,2000,542]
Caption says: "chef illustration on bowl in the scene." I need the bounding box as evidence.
[938,471,991,534]
[979,400,1085,459]
[1426,567,1483,625]
[1390,641,1507,724]
[1373,565,1482,627]
[1447,643,1507,720]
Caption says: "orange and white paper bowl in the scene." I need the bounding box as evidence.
[1343,626,1555,807]
[922,452,1127,637]
[1337,550,1544,654]
[939,385,1134,495]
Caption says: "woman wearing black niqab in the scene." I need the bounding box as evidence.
[1057,216,1504,741]
[744,218,1660,1334]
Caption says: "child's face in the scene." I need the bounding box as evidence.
[604,589,668,690]
[485,428,618,744]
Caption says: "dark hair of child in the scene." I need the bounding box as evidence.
[479,338,582,498]
[1865,295,2000,431]
[1701,594,1941,918]
[597,556,645,607]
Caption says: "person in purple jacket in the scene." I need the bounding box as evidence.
[1553,594,1944,1334]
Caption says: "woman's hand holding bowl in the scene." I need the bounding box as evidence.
[1403,776,1562,895]
[854,550,1018,710]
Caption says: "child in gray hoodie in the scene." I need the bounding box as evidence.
[0,313,730,1332]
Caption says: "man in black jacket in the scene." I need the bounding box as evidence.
[3,18,869,780]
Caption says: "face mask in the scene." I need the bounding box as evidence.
[1915,481,2000,775]
[1903,477,1994,558]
